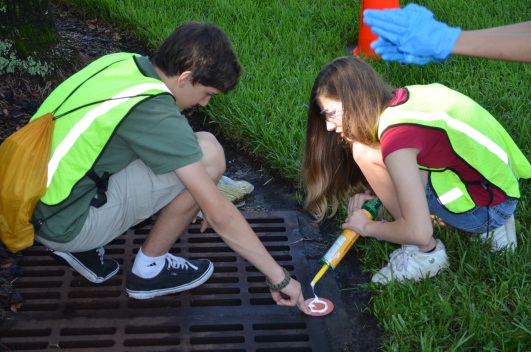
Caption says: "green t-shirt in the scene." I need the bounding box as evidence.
[33,56,202,243]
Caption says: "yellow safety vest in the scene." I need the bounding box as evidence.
[31,53,173,206]
[378,84,531,213]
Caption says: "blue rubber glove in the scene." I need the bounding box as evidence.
[363,4,461,64]
[369,38,443,65]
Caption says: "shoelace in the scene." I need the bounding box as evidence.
[165,254,198,271]
[96,247,105,264]
[387,247,413,272]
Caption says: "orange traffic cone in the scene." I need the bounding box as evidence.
[353,0,400,59]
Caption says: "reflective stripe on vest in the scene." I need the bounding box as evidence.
[438,187,463,205]
[393,110,510,164]
[47,82,169,188]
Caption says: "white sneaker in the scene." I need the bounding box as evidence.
[372,239,449,284]
[219,175,254,193]
[196,176,253,219]
[478,215,517,252]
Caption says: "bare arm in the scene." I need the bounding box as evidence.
[453,21,531,62]
[175,161,311,314]
[344,148,435,250]
[382,148,434,247]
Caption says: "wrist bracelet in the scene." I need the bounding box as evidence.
[265,267,291,292]
[376,220,387,241]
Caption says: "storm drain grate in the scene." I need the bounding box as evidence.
[1,211,329,352]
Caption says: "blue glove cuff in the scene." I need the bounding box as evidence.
[437,26,461,60]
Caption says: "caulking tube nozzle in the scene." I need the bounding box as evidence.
[311,263,330,286]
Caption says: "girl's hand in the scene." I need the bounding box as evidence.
[347,192,375,214]
[342,208,373,236]
[344,192,377,236]
[431,214,446,228]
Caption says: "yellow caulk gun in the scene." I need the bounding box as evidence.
[311,198,382,287]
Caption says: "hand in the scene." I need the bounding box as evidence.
[192,213,210,233]
[270,278,312,315]
[342,208,372,236]
[347,192,375,214]
[343,193,375,236]
[369,38,441,65]
[363,4,461,63]
[199,218,209,232]
[431,214,446,229]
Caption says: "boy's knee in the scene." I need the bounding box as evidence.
[196,132,226,180]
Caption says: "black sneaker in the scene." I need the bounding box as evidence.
[125,254,213,299]
[48,247,119,283]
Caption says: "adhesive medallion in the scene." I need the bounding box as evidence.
[305,297,334,316]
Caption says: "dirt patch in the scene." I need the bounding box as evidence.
[0,2,382,350]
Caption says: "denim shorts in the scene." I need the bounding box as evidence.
[425,182,518,234]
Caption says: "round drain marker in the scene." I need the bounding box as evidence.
[305,297,334,316]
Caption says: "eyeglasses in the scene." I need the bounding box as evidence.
[320,107,343,121]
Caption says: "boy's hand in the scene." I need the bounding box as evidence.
[363,3,461,64]
[270,278,312,315]
[192,214,210,233]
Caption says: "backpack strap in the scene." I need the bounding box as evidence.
[86,169,111,208]
[31,168,110,232]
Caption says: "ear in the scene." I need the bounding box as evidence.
[177,71,193,87]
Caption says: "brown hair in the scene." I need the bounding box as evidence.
[153,22,241,93]
[302,56,393,221]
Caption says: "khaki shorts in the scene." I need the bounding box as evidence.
[36,159,185,252]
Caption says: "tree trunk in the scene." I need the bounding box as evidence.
[0,0,81,77]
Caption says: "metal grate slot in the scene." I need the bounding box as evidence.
[123,337,180,348]
[255,334,310,343]
[208,277,239,284]
[15,280,63,288]
[125,324,181,334]
[190,324,244,332]
[1,211,329,351]
[17,303,58,311]
[1,329,52,338]
[190,299,242,307]
[61,327,117,336]
[69,277,123,287]
[64,300,120,310]
[19,291,60,300]
[127,298,182,309]
[189,246,236,253]
[68,289,121,298]
[190,335,246,345]
[191,287,241,295]
[1,342,50,350]
[58,340,116,349]
[20,269,65,277]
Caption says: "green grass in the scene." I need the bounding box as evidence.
[56,0,531,350]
